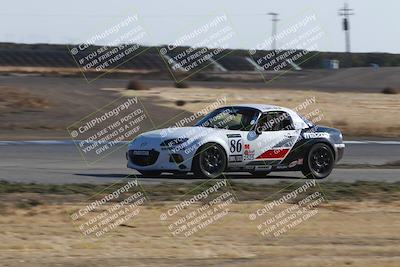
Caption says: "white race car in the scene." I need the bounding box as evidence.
[127,104,344,179]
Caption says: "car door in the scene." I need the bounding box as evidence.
[218,107,259,169]
[242,111,301,169]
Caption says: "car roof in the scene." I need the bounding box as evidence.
[224,104,291,113]
[221,104,309,129]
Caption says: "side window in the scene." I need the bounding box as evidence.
[257,111,294,131]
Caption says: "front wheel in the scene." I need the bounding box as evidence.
[302,143,334,179]
[192,143,227,178]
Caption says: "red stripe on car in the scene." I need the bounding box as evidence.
[256,148,290,159]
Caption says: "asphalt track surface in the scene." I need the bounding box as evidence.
[0,142,399,184]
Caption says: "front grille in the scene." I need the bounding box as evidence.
[129,150,159,166]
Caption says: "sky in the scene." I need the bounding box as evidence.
[0,0,399,53]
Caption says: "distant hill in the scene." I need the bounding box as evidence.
[0,42,399,71]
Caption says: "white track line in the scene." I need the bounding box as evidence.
[344,141,400,145]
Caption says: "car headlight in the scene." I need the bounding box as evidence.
[160,138,189,147]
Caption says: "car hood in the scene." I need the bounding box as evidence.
[138,126,209,139]
[129,126,217,149]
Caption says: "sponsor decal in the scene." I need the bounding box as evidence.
[255,165,272,171]
[244,152,255,161]
[303,132,329,139]
[256,148,290,159]
[288,160,298,168]
[275,165,289,170]
[243,144,255,161]
[229,154,243,163]
[285,159,303,169]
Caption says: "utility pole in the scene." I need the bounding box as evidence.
[338,2,354,66]
[268,12,279,51]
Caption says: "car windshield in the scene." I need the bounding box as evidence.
[195,107,260,131]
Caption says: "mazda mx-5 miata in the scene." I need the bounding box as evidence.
[127,104,344,179]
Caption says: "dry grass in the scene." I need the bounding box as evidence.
[123,86,400,137]
[382,87,400,94]
[0,87,52,110]
[126,79,148,90]
[1,181,399,266]
[0,199,399,267]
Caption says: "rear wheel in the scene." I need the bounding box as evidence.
[192,143,227,178]
[302,143,334,179]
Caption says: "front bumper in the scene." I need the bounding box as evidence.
[334,143,345,162]
[126,148,193,172]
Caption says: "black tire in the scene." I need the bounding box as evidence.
[249,170,271,177]
[138,170,162,177]
[302,143,334,179]
[192,143,227,178]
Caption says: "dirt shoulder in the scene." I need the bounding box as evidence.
[3,201,398,267]
[1,75,399,139]
[0,181,399,267]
